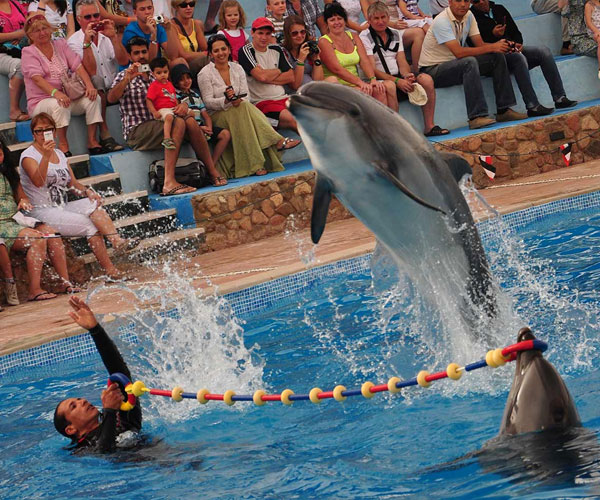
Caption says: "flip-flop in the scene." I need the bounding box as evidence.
[255,169,268,176]
[10,112,29,122]
[160,185,196,196]
[63,285,83,294]
[211,176,228,186]
[28,291,57,301]
[277,137,301,151]
[424,125,450,137]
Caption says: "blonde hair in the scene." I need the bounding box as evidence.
[24,13,52,36]
[218,0,246,30]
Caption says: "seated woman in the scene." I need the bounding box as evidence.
[21,14,103,157]
[19,113,135,281]
[168,0,208,79]
[198,34,300,178]
[281,15,324,92]
[318,2,397,110]
[0,138,80,306]
[0,0,30,122]
[28,0,74,40]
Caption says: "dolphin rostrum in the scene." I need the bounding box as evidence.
[288,82,496,321]
[499,327,581,435]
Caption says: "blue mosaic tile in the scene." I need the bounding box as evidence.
[2,191,599,374]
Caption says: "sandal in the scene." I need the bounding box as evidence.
[63,284,83,294]
[28,291,57,301]
[277,137,301,151]
[211,176,228,186]
[99,136,124,152]
[161,138,176,149]
[424,125,450,137]
[88,146,107,156]
[160,184,196,196]
[255,169,268,176]
[9,112,29,122]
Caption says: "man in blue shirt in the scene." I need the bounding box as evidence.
[419,0,526,129]
[121,0,175,65]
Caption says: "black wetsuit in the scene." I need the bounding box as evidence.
[74,324,142,453]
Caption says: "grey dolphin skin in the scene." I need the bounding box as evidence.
[288,81,495,319]
[499,327,581,435]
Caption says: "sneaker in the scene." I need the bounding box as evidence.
[468,116,496,129]
[527,104,554,117]
[4,279,19,306]
[554,96,578,109]
[496,108,528,122]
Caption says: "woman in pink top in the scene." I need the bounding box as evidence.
[21,14,103,156]
[0,0,29,121]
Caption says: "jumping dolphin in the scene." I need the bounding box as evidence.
[499,327,581,435]
[288,82,496,321]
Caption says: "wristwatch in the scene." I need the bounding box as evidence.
[314,59,322,66]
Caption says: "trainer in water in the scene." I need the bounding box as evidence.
[499,327,580,435]
[288,81,496,322]
[53,297,142,452]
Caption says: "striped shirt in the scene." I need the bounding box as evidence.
[266,14,287,36]
[110,70,155,140]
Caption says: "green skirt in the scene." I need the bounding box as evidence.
[211,101,285,178]
[0,176,22,251]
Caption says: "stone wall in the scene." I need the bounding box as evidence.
[191,171,352,252]
[434,107,600,188]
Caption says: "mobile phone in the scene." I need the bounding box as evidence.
[139,63,150,72]
[43,130,53,142]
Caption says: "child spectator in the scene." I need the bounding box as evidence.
[170,63,231,175]
[146,57,188,149]
[217,0,248,61]
[585,0,600,78]
[398,0,433,30]
[266,0,287,38]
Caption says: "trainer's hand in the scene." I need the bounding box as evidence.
[102,383,123,410]
[68,296,98,330]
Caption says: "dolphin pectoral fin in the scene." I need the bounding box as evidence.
[311,174,333,244]
[439,152,473,184]
[372,161,447,215]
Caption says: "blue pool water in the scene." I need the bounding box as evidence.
[2,206,600,499]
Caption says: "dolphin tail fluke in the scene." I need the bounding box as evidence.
[311,174,333,244]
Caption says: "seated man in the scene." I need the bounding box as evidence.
[419,0,527,129]
[238,17,299,133]
[68,0,129,152]
[53,297,141,452]
[361,1,449,137]
[471,0,577,116]
[121,0,176,67]
[107,37,226,195]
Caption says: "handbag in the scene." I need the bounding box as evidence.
[149,158,210,193]
[60,72,86,100]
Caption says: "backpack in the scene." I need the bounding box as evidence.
[149,158,210,193]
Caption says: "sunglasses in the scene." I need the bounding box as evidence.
[291,29,306,36]
[178,1,195,7]
[33,127,56,134]
[82,12,101,20]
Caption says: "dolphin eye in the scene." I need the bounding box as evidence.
[348,104,361,118]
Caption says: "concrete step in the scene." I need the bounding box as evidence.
[69,208,179,256]
[78,172,122,197]
[77,226,205,265]
[0,121,17,145]
[101,190,149,220]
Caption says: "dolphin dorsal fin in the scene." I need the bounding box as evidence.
[372,161,447,215]
[440,152,473,184]
[311,174,333,244]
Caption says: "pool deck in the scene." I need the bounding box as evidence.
[2,159,600,356]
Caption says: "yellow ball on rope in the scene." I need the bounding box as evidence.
[417,371,431,388]
[446,363,463,380]
[253,390,266,406]
[387,377,402,394]
[309,387,322,404]
[197,388,209,404]
[171,386,184,402]
[223,390,236,406]
[361,381,375,398]
[280,389,294,405]
[333,385,347,402]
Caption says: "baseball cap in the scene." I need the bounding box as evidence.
[408,83,428,106]
[251,17,275,31]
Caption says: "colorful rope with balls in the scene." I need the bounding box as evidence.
[114,339,547,409]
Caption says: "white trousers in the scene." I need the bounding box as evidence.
[32,95,102,129]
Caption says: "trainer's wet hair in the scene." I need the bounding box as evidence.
[53,400,73,440]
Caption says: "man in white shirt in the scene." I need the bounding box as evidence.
[238,17,298,132]
[361,1,448,136]
[69,0,129,151]
[419,0,526,129]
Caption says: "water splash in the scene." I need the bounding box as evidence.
[284,214,317,266]
[88,265,265,422]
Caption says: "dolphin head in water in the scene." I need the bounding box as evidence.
[289,81,496,321]
[499,327,581,436]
